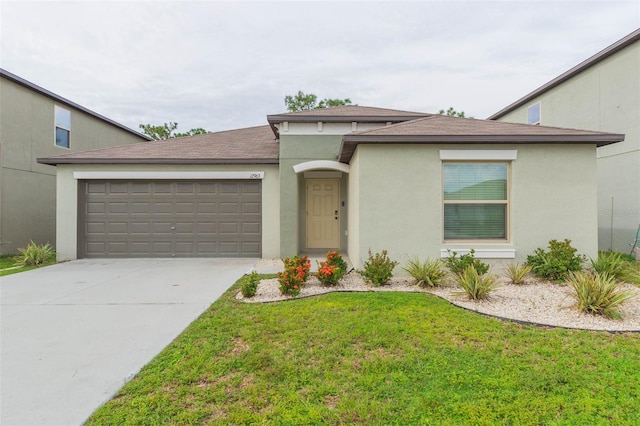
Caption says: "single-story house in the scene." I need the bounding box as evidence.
[38,106,624,268]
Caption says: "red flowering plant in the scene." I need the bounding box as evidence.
[278,255,311,296]
[315,250,348,286]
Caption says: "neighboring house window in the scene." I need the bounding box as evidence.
[55,106,71,148]
[528,102,541,125]
[443,162,508,241]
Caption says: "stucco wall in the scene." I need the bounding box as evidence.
[0,77,148,254]
[279,132,346,257]
[495,40,639,252]
[55,164,280,261]
[348,143,598,271]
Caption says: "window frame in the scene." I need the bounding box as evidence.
[527,102,541,125]
[54,105,71,149]
[442,161,511,243]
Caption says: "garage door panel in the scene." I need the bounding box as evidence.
[81,180,261,258]
[107,222,128,234]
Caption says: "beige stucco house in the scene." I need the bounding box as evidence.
[39,106,622,268]
[0,69,151,254]
[489,29,640,254]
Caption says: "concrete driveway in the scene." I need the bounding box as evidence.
[1,258,257,426]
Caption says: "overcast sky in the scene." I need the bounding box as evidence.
[1,1,638,134]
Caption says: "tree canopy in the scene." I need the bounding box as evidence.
[139,122,209,140]
[438,107,467,118]
[284,90,352,112]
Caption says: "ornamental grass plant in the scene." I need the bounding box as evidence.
[566,270,634,319]
[455,265,499,300]
[591,251,640,285]
[16,241,55,267]
[505,262,532,285]
[403,257,446,288]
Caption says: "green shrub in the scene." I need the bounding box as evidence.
[16,241,55,266]
[315,250,348,285]
[591,251,640,285]
[566,271,634,319]
[241,271,260,298]
[278,256,311,297]
[454,265,498,300]
[505,263,532,285]
[359,249,398,286]
[526,239,585,281]
[403,257,446,288]
[443,249,489,276]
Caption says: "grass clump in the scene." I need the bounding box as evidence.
[403,257,446,288]
[526,239,585,281]
[505,262,532,285]
[360,249,398,286]
[16,241,55,266]
[454,265,498,300]
[443,249,489,276]
[591,251,640,285]
[566,271,634,319]
[241,271,260,298]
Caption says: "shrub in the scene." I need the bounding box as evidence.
[454,265,498,300]
[315,251,348,286]
[566,271,634,319]
[591,251,640,285]
[241,271,260,298]
[16,241,55,266]
[403,257,446,288]
[278,255,311,297]
[443,249,489,276]
[359,249,398,286]
[505,263,532,285]
[526,239,586,281]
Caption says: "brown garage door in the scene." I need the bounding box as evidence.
[79,180,261,258]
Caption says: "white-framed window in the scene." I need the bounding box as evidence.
[528,102,541,125]
[443,162,509,241]
[55,106,71,148]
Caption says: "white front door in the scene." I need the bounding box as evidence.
[306,179,340,249]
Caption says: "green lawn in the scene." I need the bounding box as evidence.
[0,254,48,276]
[87,274,640,425]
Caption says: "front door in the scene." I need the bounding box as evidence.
[306,179,340,249]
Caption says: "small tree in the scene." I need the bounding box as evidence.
[284,90,352,112]
[438,107,466,118]
[139,122,209,140]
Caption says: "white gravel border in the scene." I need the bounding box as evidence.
[237,271,640,332]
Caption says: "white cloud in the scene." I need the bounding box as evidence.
[1,0,638,132]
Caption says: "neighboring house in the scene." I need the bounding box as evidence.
[489,29,640,254]
[0,68,152,254]
[38,105,622,268]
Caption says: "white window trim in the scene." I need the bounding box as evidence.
[439,150,517,160]
[440,248,516,259]
[73,171,264,180]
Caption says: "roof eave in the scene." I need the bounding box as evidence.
[36,158,280,166]
[266,114,430,124]
[338,133,625,163]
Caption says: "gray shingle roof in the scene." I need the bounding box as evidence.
[338,115,625,162]
[38,125,278,165]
